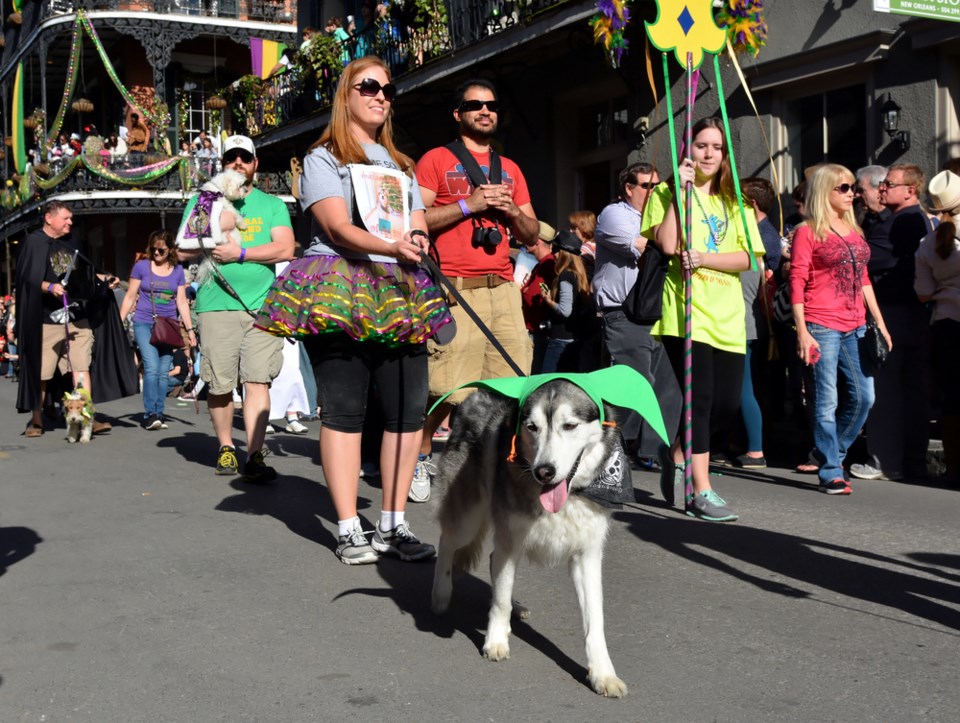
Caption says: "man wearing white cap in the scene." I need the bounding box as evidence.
[177,135,295,482]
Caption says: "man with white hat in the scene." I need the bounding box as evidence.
[915,170,960,484]
[177,135,295,482]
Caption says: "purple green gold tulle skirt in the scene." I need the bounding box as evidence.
[254,254,453,345]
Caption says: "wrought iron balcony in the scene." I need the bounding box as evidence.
[226,0,578,138]
[41,0,297,22]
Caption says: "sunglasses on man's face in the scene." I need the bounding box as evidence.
[222,150,254,165]
[458,99,499,113]
[353,78,397,102]
[633,181,657,190]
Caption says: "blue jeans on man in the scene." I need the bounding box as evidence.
[134,322,174,419]
[807,323,875,485]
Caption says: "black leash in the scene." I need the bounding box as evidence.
[418,246,525,378]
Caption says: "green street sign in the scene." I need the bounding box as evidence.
[874,0,960,22]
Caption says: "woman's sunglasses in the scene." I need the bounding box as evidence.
[152,247,168,255]
[833,183,856,194]
[458,99,499,113]
[353,78,397,102]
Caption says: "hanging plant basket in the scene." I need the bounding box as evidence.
[3,137,12,148]
[73,98,94,114]
[205,96,228,111]
[8,12,21,25]
[72,98,94,113]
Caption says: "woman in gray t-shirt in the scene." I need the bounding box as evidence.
[254,56,451,566]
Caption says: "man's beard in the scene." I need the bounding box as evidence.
[460,116,497,139]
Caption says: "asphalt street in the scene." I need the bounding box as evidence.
[1,378,958,722]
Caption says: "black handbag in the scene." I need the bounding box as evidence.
[622,244,670,324]
[863,313,890,367]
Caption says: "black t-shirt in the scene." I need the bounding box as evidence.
[39,233,94,324]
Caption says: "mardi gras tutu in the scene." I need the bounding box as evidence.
[254,254,453,345]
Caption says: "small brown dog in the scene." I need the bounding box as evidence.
[63,387,94,444]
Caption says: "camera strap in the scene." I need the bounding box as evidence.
[444,141,501,187]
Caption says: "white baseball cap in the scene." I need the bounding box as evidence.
[222,135,256,159]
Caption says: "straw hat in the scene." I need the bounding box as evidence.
[927,170,960,214]
[537,221,558,243]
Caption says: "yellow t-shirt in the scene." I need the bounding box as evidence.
[640,183,764,353]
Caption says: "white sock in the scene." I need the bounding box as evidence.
[286,414,298,423]
[380,510,404,532]
[338,516,361,537]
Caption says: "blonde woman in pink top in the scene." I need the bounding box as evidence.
[790,164,890,495]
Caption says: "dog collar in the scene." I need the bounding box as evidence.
[431,365,668,444]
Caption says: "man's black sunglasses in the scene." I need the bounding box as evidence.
[353,78,397,102]
[223,150,254,164]
[458,99,499,113]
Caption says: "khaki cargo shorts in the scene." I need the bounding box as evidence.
[41,320,93,380]
[427,282,532,405]
[198,310,284,395]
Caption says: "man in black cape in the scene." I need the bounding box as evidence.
[15,200,138,435]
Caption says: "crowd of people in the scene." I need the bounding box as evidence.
[9,55,959,569]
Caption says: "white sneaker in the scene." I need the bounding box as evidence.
[264,423,277,434]
[285,419,309,434]
[408,455,436,503]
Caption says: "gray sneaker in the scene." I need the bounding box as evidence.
[409,455,436,503]
[686,489,739,522]
[337,524,378,565]
[850,462,902,481]
[658,444,684,508]
[371,521,436,561]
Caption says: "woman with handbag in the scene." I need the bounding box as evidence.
[790,164,891,495]
[119,230,196,430]
[253,56,452,565]
[642,117,765,522]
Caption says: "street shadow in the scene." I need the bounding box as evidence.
[615,506,960,633]
[157,431,223,467]
[214,475,373,553]
[332,559,592,691]
[0,526,44,577]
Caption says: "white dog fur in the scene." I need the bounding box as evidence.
[175,169,249,285]
[431,380,629,698]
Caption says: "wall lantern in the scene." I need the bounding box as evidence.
[880,96,911,152]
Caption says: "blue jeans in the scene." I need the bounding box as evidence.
[540,338,571,374]
[807,323,874,485]
[134,322,174,418]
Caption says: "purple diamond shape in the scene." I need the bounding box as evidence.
[677,6,694,36]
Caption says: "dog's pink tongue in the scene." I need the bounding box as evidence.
[539,480,569,513]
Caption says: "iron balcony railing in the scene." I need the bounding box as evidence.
[232,0,577,138]
[42,0,295,22]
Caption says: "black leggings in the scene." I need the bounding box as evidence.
[305,333,428,434]
[662,337,745,454]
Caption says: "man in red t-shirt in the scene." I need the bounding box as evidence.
[412,79,539,501]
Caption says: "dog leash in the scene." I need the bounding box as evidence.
[418,246,525,378]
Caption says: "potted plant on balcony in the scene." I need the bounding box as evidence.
[396,0,450,65]
[299,34,345,82]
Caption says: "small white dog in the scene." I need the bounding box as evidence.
[175,169,249,285]
[63,386,95,444]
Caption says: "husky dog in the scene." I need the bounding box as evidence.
[175,169,249,285]
[432,379,631,698]
[63,386,95,444]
